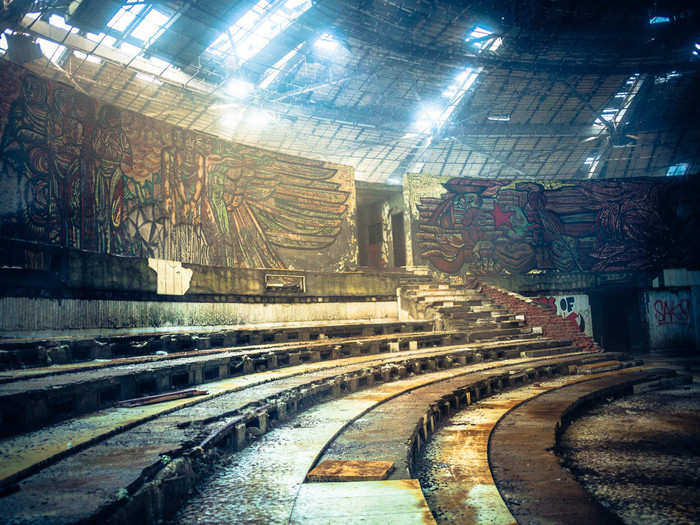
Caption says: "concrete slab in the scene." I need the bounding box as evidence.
[307,460,395,481]
[291,480,436,524]
[575,360,622,374]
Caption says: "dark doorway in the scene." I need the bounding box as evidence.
[590,288,647,354]
[368,222,382,267]
[391,213,406,267]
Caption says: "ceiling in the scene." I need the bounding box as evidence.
[1,0,699,182]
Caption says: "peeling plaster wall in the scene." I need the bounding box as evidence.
[533,294,593,337]
[0,62,357,272]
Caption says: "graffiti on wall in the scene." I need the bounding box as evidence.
[653,298,691,325]
[646,290,695,349]
[535,294,593,336]
[414,176,700,275]
[0,62,355,270]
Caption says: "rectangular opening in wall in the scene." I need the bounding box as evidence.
[203,366,220,381]
[391,213,406,267]
[99,385,121,404]
[171,372,189,389]
[265,274,305,293]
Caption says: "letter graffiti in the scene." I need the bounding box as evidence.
[653,299,690,325]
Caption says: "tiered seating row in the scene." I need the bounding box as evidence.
[0,320,435,370]
[0,349,610,524]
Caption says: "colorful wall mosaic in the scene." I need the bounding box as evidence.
[0,62,356,271]
[406,173,700,275]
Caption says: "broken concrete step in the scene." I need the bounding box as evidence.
[417,297,487,308]
[314,353,615,481]
[0,328,506,437]
[574,360,623,374]
[520,345,584,358]
[0,319,436,371]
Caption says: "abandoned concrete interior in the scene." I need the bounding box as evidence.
[0,0,699,523]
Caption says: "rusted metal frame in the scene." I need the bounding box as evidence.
[117,388,209,408]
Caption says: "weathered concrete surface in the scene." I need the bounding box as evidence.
[168,362,535,524]
[415,380,575,525]
[0,319,435,373]
[170,356,593,525]
[0,329,476,436]
[0,337,575,491]
[0,345,593,523]
[559,382,700,525]
[0,296,399,332]
[489,368,688,525]
[291,480,436,524]
[307,460,395,481]
[314,354,635,481]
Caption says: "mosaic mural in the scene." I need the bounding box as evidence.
[0,62,356,270]
[411,175,700,275]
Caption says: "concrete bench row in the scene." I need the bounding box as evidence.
[0,319,436,370]
[314,352,635,481]
[0,346,598,524]
[0,327,569,437]
[0,340,581,503]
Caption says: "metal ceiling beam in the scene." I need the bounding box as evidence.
[271,76,352,102]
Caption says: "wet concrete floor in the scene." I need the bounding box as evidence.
[558,383,700,525]
[415,376,580,525]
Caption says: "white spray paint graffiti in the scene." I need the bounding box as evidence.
[535,294,593,337]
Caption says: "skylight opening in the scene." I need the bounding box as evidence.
[414,66,483,133]
[314,33,338,52]
[585,155,600,178]
[487,114,511,121]
[107,2,144,33]
[135,72,162,85]
[654,71,683,84]
[119,42,141,58]
[259,42,303,89]
[666,163,688,176]
[130,9,169,42]
[207,0,312,65]
[0,32,8,53]
[73,50,102,64]
[466,25,501,52]
[649,16,671,24]
[48,15,77,33]
[36,37,66,62]
[226,78,254,98]
[87,32,117,47]
[593,74,643,128]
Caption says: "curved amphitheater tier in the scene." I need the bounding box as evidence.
[0,277,689,524]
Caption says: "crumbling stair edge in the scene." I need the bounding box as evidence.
[477,282,600,352]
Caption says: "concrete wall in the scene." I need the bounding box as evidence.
[533,294,593,337]
[0,297,398,332]
[0,61,357,272]
[645,289,696,351]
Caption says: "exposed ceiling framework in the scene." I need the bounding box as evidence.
[1,0,699,182]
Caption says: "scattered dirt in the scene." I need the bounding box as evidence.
[558,384,700,525]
